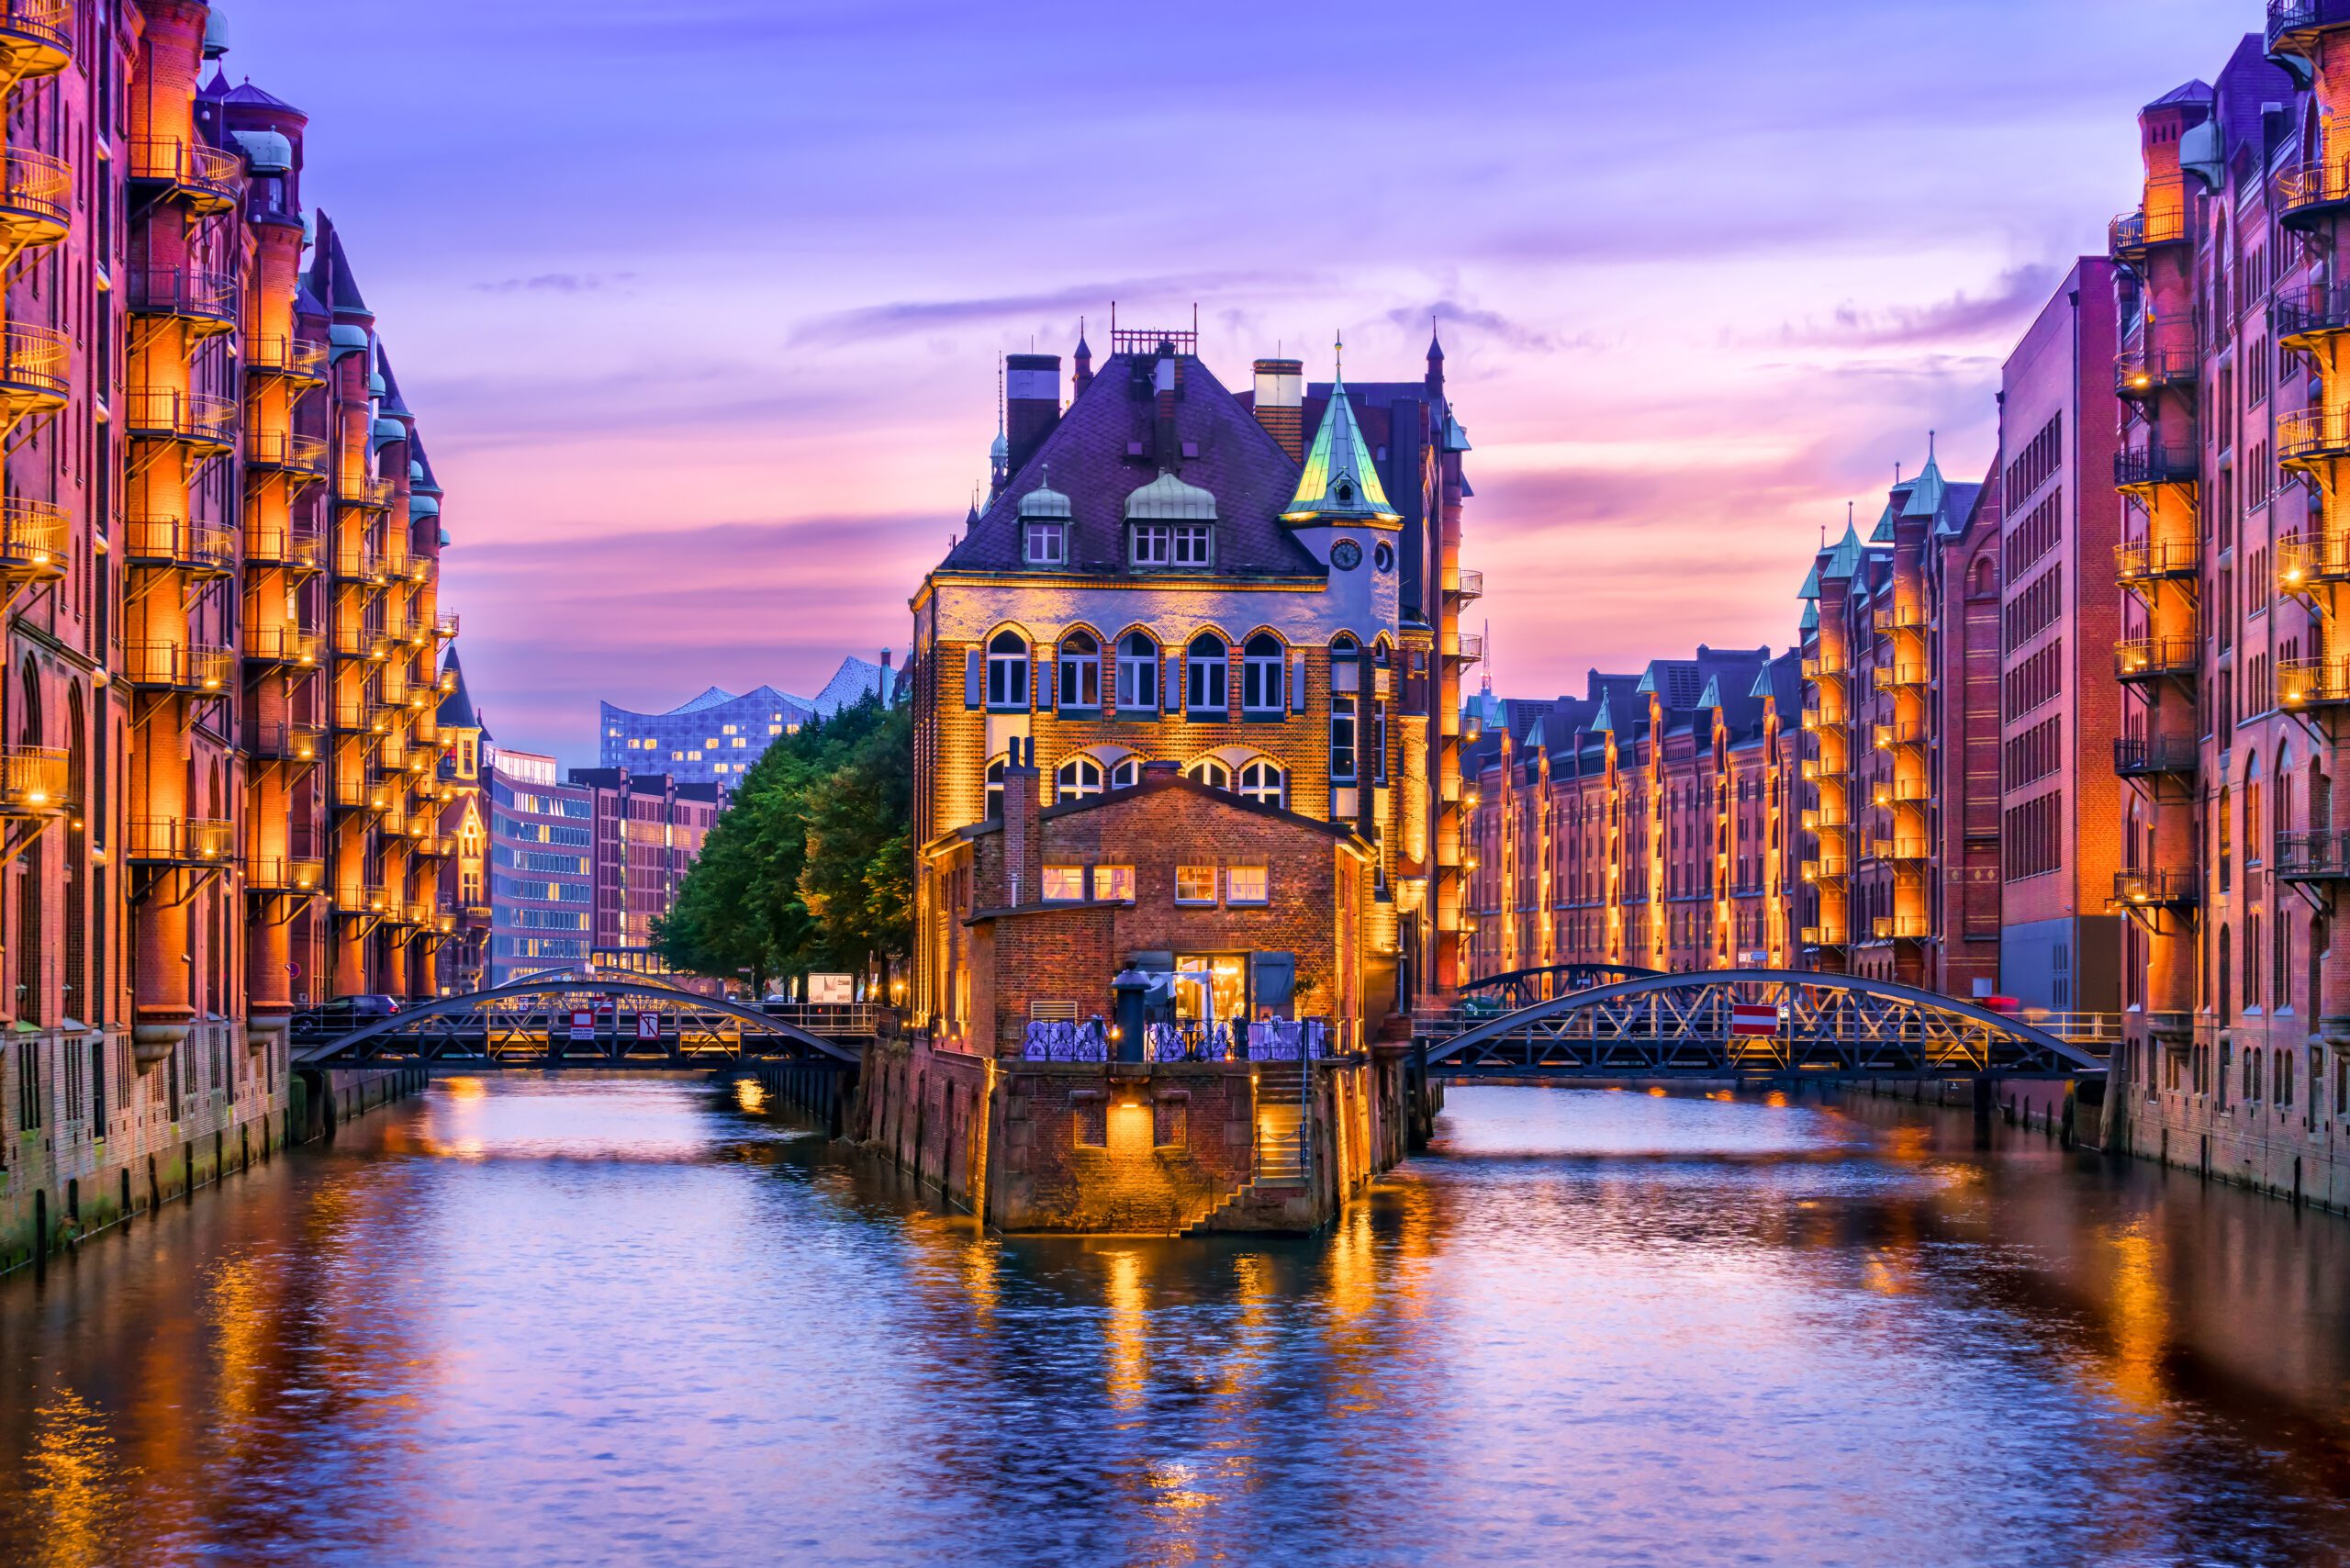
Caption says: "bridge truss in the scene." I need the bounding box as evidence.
[1457,961,1661,1011]
[1424,969,2107,1081]
[293,977,860,1069]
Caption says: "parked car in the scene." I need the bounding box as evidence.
[290,994,403,1038]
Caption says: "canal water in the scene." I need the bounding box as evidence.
[2,1076,2349,1566]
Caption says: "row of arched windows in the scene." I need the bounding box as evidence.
[985,753,1290,815]
[981,627,1389,713]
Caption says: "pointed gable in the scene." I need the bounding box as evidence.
[1283,362,1401,525]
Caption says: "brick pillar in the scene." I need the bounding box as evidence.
[1003,738,1041,908]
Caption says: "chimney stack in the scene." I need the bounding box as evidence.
[1004,353,1062,478]
[1253,357,1304,461]
[1003,735,1043,907]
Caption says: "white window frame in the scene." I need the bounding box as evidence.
[1227,865,1270,905]
[1175,865,1218,905]
[1116,633,1158,709]
[1058,634,1101,709]
[1237,760,1285,807]
[1042,864,1087,902]
[1242,634,1284,714]
[986,633,1029,710]
[1186,758,1231,790]
[1172,525,1212,566]
[1024,520,1066,566]
[1186,636,1227,712]
[1131,523,1171,566]
[1056,756,1103,801]
[1111,758,1142,789]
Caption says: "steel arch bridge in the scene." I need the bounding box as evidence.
[1422,969,2107,1081]
[1458,961,1662,1011]
[291,977,861,1068]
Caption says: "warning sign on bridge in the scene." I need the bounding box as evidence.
[1730,1002,1780,1037]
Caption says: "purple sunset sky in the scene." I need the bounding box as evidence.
[218,0,2235,766]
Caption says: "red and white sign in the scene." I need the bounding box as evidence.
[568,1008,596,1042]
[1731,1002,1780,1037]
[636,1012,662,1041]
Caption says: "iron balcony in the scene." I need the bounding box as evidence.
[127,815,234,866]
[0,321,67,420]
[0,744,67,815]
[245,525,325,574]
[2114,537,2200,586]
[245,429,330,476]
[2279,657,2350,710]
[1871,662,1928,691]
[1800,924,1848,947]
[0,498,64,584]
[2108,178,2188,265]
[2276,829,2350,882]
[1871,915,1930,941]
[244,853,324,894]
[1447,568,1483,601]
[2275,281,2350,350]
[244,335,329,384]
[2278,530,2350,591]
[241,624,323,669]
[124,137,240,214]
[121,641,233,695]
[0,2,73,82]
[2115,442,2199,490]
[2115,635,2199,684]
[126,266,238,336]
[2280,149,2350,231]
[336,475,397,512]
[243,720,324,764]
[2279,408,2350,469]
[2113,342,2198,400]
[2113,735,2198,779]
[2113,868,2200,911]
[0,145,68,253]
[122,387,236,453]
[2267,0,2350,56]
[123,515,236,578]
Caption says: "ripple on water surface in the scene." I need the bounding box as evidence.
[0,1075,2346,1566]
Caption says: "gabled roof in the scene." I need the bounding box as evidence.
[437,647,478,730]
[811,656,891,716]
[1819,521,1865,582]
[943,352,1319,577]
[306,221,369,319]
[1283,362,1401,524]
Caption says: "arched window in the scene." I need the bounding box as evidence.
[1110,758,1141,789]
[1116,632,1158,711]
[1243,633,1284,714]
[16,661,38,1027]
[1237,759,1285,806]
[2218,785,2232,893]
[1058,632,1101,710]
[2219,924,2232,1024]
[1186,633,1227,712]
[985,756,1007,820]
[2245,753,2264,867]
[986,631,1029,710]
[1055,755,1103,802]
[1186,758,1231,790]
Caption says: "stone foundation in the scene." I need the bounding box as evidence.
[854,1036,1418,1233]
[2108,1085,2350,1211]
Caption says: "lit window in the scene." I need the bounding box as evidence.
[671,750,684,761]
[1227,866,1269,904]
[987,630,1030,709]
[1117,632,1159,708]
[733,737,746,747]
[1059,631,1101,708]
[1043,865,1086,902]
[1056,756,1103,801]
[769,724,782,734]
[1091,865,1136,902]
[705,736,719,748]
[1176,866,1217,904]
[1186,633,1227,711]
[722,724,738,735]
[1330,694,1358,782]
[1237,759,1285,806]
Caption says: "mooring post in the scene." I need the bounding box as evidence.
[1972,1075,1996,1147]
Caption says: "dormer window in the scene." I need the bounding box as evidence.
[1124,470,1217,569]
[1024,521,1065,566]
[1132,522,1212,568]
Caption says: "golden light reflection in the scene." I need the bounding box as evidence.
[2099,1224,2169,1412]
[1763,1090,1790,1109]
[21,1389,132,1567]
[1104,1249,1147,1416]
[442,1076,487,1100]
[733,1078,769,1115]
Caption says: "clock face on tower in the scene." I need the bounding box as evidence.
[1330,539,1362,571]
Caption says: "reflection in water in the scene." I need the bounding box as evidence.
[0,1075,2348,1563]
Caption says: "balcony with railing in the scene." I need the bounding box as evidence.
[1448,567,1483,601]
[245,429,329,476]
[2277,829,2350,881]
[122,641,232,695]
[2109,177,2188,263]
[2115,442,2199,489]
[245,524,324,574]
[2113,341,2199,400]
[2279,142,2350,230]
[1872,603,1923,633]
[332,698,398,736]
[0,2,73,79]
[434,611,461,640]
[2267,0,2350,56]
[335,882,393,919]
[1871,914,1930,941]
[2278,530,2350,591]
[2113,868,2200,911]
[245,335,329,384]
[127,814,233,865]
[336,475,396,511]
[331,621,395,660]
[0,745,66,815]
[125,137,240,213]
[0,498,64,583]
[1800,857,1849,884]
[1801,655,1845,681]
[2280,657,2350,710]
[1871,662,1928,691]
[241,623,322,669]
[0,144,69,251]
[2279,407,2350,468]
[1874,719,1926,749]
[330,768,389,812]
[2276,279,2350,350]
[245,851,324,894]
[126,266,237,335]
[2113,734,2199,779]
[332,543,388,585]
[1801,924,1848,947]
[2114,537,2201,587]
[123,386,235,452]
[244,719,324,764]
[2115,636,2199,684]
[123,515,235,577]
[1449,632,1484,664]
[0,320,66,420]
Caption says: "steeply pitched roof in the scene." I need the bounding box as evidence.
[943,352,1319,577]
[306,221,369,319]
[811,656,891,716]
[437,647,478,730]
[1283,362,1400,524]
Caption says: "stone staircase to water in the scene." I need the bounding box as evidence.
[1188,1061,1310,1233]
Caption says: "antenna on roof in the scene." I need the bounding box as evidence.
[1894,461,1902,487]
[1928,429,1936,460]
[1334,329,1345,379]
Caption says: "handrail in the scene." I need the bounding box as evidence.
[2114,538,2200,581]
[0,745,67,812]
[123,515,235,573]
[2279,408,2350,464]
[122,386,235,442]
[0,145,69,229]
[126,265,237,320]
[0,498,64,577]
[121,641,233,692]
[126,138,240,203]
[0,1,73,58]
[0,321,66,397]
[2114,868,2199,906]
[2115,636,2199,679]
[246,430,329,472]
[127,815,233,863]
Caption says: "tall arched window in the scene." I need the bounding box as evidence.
[1242,633,1284,714]
[63,689,84,1029]
[2219,924,2233,1024]
[2218,785,2232,893]
[986,631,1029,710]
[1058,632,1101,710]
[16,662,38,1027]
[2245,753,2264,868]
[1116,632,1158,711]
[1237,759,1285,806]
[1055,755,1103,802]
[1185,758,1231,790]
[984,756,1007,820]
[1186,633,1227,712]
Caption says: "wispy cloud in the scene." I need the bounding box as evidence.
[471,271,638,295]
[789,272,1319,348]
[1776,265,2060,348]
[1382,300,1591,353]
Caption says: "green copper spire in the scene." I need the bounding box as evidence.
[1282,335,1402,525]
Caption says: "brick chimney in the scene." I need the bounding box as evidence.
[1253,357,1304,461]
[1003,735,1043,907]
[1153,348,1180,468]
[1005,354,1061,477]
